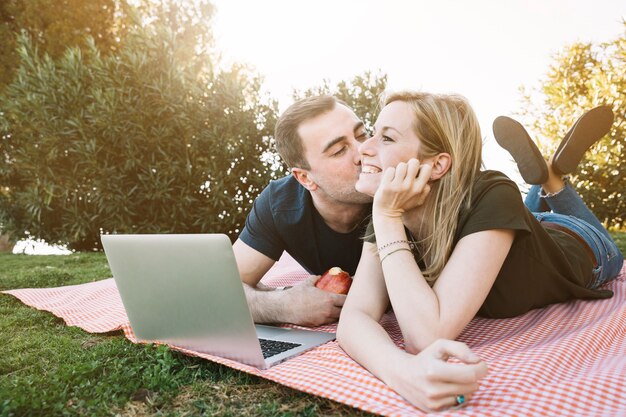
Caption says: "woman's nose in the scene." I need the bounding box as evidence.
[358,135,376,156]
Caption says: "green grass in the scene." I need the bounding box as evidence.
[0,252,374,417]
[2,232,625,417]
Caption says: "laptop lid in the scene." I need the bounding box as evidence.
[101,234,334,369]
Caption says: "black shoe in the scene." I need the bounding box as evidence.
[493,116,548,185]
[552,106,614,175]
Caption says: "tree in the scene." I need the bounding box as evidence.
[0,0,123,89]
[0,11,278,250]
[519,22,626,229]
[0,0,217,90]
[293,71,388,133]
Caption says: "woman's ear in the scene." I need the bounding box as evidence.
[430,153,452,180]
[291,168,319,191]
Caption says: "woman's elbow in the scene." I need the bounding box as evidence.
[336,306,371,347]
[336,309,355,346]
[403,329,451,355]
[404,338,434,355]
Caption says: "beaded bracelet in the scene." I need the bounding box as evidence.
[377,239,416,253]
[377,239,418,253]
[380,247,413,263]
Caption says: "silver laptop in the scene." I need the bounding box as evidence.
[101,234,335,369]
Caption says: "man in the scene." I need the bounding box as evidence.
[233,96,372,327]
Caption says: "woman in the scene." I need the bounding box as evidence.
[336,91,623,412]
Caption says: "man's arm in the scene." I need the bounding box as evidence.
[233,239,346,327]
[234,238,277,287]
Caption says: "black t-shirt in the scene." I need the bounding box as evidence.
[239,175,370,275]
[366,170,612,318]
[460,171,612,317]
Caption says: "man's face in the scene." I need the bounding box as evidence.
[296,104,373,205]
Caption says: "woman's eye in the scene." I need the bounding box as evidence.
[357,132,369,141]
[382,135,393,143]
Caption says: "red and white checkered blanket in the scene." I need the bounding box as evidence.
[4,254,626,417]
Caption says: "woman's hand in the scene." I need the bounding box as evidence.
[387,339,488,412]
[373,158,432,219]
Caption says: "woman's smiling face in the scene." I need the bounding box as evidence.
[356,100,424,196]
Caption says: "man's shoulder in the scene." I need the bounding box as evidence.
[240,175,313,261]
[265,175,310,212]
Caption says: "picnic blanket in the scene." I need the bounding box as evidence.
[4,253,626,417]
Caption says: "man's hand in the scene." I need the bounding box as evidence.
[234,240,345,326]
[244,275,346,326]
[284,275,346,327]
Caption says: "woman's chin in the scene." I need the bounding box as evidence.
[356,176,378,197]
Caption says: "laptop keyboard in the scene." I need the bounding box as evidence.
[259,338,302,359]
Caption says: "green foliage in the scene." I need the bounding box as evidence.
[519,22,626,229]
[0,0,123,89]
[0,0,219,90]
[294,70,388,133]
[0,14,278,250]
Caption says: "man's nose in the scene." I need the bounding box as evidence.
[352,142,362,165]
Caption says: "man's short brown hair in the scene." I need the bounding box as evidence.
[274,95,343,170]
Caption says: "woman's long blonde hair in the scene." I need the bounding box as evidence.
[384,91,483,283]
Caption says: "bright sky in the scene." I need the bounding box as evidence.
[211,0,626,178]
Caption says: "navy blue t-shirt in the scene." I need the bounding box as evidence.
[239,175,369,275]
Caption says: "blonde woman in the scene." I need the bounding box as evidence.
[336,92,623,412]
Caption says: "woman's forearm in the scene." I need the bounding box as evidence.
[337,308,411,384]
[374,214,515,352]
[338,307,489,413]
[373,215,449,351]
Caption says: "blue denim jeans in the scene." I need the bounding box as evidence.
[525,181,624,288]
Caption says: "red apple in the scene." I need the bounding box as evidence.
[315,267,352,295]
